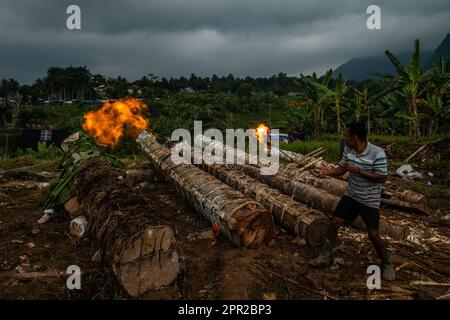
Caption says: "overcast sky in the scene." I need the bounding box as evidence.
[1,0,449,84]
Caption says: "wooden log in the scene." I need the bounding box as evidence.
[0,270,63,280]
[384,182,427,204]
[64,197,81,219]
[403,145,428,164]
[73,157,179,297]
[232,164,410,241]
[191,150,328,247]
[306,147,326,158]
[272,148,336,168]
[193,134,260,165]
[233,164,339,216]
[136,131,273,248]
[380,198,432,216]
[279,164,347,197]
[279,164,431,215]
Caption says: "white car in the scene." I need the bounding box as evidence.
[270,133,290,143]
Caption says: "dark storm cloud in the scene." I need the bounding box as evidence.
[0,0,449,83]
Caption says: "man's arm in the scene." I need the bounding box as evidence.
[320,165,347,177]
[345,164,387,183]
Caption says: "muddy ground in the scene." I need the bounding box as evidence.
[1,161,450,300]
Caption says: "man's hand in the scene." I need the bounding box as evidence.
[312,164,331,177]
[345,164,360,174]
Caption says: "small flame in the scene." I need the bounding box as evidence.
[255,123,270,144]
[83,98,149,148]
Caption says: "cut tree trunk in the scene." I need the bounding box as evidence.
[190,149,328,247]
[136,131,273,248]
[73,157,179,297]
[232,164,410,241]
[279,163,430,215]
[233,164,340,216]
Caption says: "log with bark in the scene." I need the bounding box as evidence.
[193,134,261,165]
[136,131,273,248]
[189,149,329,247]
[305,147,326,158]
[279,163,431,215]
[272,147,336,169]
[232,164,410,241]
[73,157,179,297]
[274,150,429,210]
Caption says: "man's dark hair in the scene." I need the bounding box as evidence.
[346,120,367,141]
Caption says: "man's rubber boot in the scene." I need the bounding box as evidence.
[308,249,331,267]
[308,238,334,267]
[378,246,396,281]
[382,263,396,281]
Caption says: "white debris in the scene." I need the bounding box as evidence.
[396,164,423,180]
[69,216,88,238]
[37,213,50,224]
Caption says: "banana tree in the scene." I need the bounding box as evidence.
[333,73,348,134]
[295,69,333,139]
[353,84,400,135]
[421,57,450,135]
[302,72,348,135]
[384,39,437,138]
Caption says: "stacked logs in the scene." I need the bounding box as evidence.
[190,137,419,241]
[136,131,274,248]
[189,147,329,247]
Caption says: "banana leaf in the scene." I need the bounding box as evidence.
[42,132,124,210]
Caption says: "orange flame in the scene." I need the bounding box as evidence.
[255,123,270,144]
[83,98,149,148]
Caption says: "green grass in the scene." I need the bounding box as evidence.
[0,142,63,172]
[409,180,450,199]
[280,133,450,164]
[0,156,60,172]
[231,107,290,130]
[281,140,341,162]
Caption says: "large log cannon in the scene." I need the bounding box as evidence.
[279,163,431,215]
[187,148,329,247]
[136,131,274,248]
[232,163,410,241]
[73,158,179,297]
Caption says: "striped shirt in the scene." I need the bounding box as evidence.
[339,141,388,209]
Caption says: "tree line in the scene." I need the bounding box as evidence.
[1,39,449,139]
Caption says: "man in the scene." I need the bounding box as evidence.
[310,121,395,280]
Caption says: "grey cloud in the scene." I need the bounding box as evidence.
[0,0,449,83]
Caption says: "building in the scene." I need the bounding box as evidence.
[19,128,70,150]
